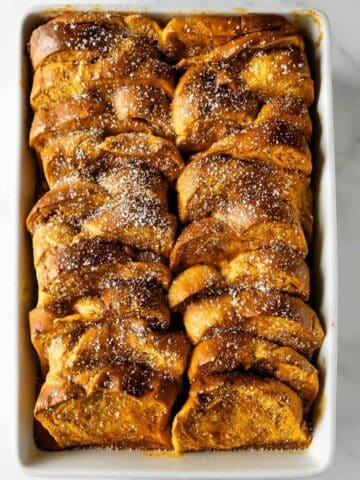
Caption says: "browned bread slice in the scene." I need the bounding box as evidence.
[39,131,184,189]
[30,87,175,152]
[170,218,243,270]
[100,282,171,329]
[168,264,223,309]
[38,131,103,187]
[99,133,184,183]
[26,180,109,233]
[168,262,323,357]
[193,121,312,174]
[38,270,171,323]
[172,64,259,152]
[30,306,103,373]
[171,232,310,299]
[27,179,177,258]
[255,102,312,140]
[112,318,190,378]
[31,38,174,110]
[171,372,311,452]
[29,13,163,69]
[112,84,175,141]
[29,96,107,150]
[170,218,308,271]
[177,30,307,69]
[96,162,168,203]
[34,237,171,296]
[176,155,312,241]
[218,248,310,300]
[82,204,176,259]
[35,364,178,449]
[188,333,319,411]
[180,287,323,357]
[30,306,190,378]
[162,15,296,62]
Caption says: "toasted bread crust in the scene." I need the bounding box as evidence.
[188,333,319,411]
[182,288,324,357]
[29,13,163,69]
[162,15,296,62]
[35,364,179,449]
[172,373,311,452]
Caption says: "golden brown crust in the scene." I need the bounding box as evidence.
[172,372,311,452]
[30,306,190,379]
[170,218,250,270]
[29,13,163,69]
[182,288,324,357]
[27,176,177,258]
[193,121,312,173]
[168,264,223,309]
[30,88,175,149]
[33,238,172,301]
[162,15,297,62]
[172,65,260,152]
[38,131,184,189]
[35,364,179,449]
[177,30,306,69]
[188,333,319,411]
[171,235,310,301]
[100,133,184,183]
[31,41,174,111]
[218,248,310,300]
[176,155,312,241]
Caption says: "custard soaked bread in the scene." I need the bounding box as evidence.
[27,12,190,449]
[28,12,322,452]
[172,373,311,452]
[168,15,323,451]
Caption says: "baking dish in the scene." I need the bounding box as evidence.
[14,1,337,477]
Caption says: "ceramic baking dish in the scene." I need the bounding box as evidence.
[14,1,337,477]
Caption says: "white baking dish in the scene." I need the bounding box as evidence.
[14,1,337,478]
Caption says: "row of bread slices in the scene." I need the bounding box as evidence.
[27,12,192,449]
[165,15,323,450]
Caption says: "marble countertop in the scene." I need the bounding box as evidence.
[0,0,359,478]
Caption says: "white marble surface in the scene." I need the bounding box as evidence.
[0,0,359,478]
